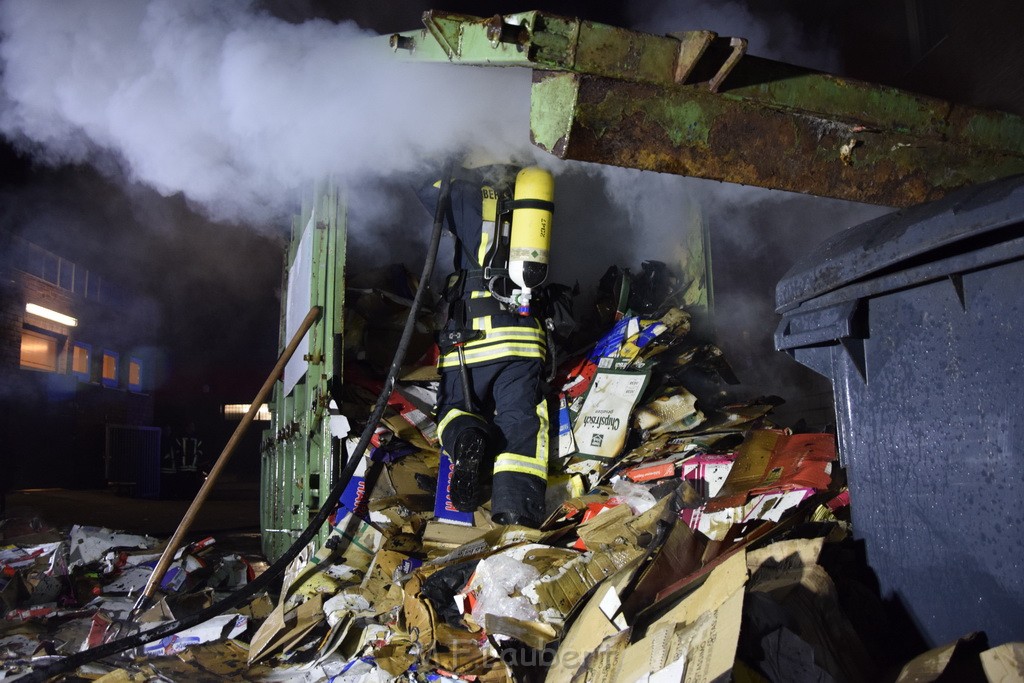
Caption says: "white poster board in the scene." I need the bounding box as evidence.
[282,213,315,396]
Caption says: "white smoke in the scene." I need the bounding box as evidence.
[0,0,535,226]
[0,0,891,416]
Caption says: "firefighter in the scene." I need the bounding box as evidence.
[419,162,554,528]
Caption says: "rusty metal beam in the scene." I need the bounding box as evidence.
[387,11,1024,206]
[529,71,1024,207]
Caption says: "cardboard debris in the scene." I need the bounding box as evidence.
[745,537,877,681]
[895,633,990,682]
[153,640,276,680]
[571,368,651,461]
[634,388,705,436]
[141,613,247,658]
[68,526,158,567]
[682,487,818,541]
[981,642,1024,682]
[3,259,995,682]
[0,518,268,680]
[711,430,834,509]
[551,550,746,683]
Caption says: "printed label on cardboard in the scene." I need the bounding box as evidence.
[557,394,577,459]
[338,450,369,520]
[572,369,651,460]
[433,451,474,526]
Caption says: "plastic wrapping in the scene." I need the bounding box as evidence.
[611,477,658,515]
[469,554,541,625]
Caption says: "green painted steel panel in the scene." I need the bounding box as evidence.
[260,182,346,561]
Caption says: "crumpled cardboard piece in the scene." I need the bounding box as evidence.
[574,503,632,549]
[634,388,705,437]
[141,613,247,658]
[401,572,437,656]
[248,594,324,664]
[981,642,1024,682]
[422,522,488,553]
[678,451,737,498]
[385,452,439,512]
[153,640,274,681]
[310,596,372,667]
[288,518,380,601]
[895,632,990,683]
[389,384,439,446]
[694,399,778,434]
[619,515,706,622]
[375,641,419,677]
[682,488,817,541]
[431,623,493,676]
[711,430,834,510]
[138,597,176,625]
[613,429,736,475]
[483,614,557,650]
[617,309,691,365]
[746,537,877,682]
[68,526,157,568]
[0,542,62,573]
[366,548,411,583]
[93,668,153,683]
[562,549,747,683]
[576,494,672,551]
[235,594,275,622]
[424,527,542,569]
[523,544,644,625]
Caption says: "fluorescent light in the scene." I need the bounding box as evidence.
[26,303,78,327]
[223,403,271,421]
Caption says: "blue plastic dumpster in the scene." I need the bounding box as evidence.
[774,175,1024,648]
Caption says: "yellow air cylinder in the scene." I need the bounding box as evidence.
[509,166,554,292]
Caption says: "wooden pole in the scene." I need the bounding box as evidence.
[133,305,322,613]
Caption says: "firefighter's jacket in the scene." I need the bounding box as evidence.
[428,178,547,369]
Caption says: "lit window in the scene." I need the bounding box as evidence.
[20,329,59,372]
[71,342,91,378]
[128,357,143,392]
[223,403,271,421]
[102,350,119,388]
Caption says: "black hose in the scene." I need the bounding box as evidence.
[25,164,455,682]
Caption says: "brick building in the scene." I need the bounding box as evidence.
[0,230,157,492]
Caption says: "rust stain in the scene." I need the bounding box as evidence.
[550,76,1012,206]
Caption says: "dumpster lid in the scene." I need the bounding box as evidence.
[776,175,1024,313]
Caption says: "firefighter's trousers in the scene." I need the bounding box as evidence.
[435,358,549,525]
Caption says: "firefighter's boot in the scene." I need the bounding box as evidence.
[450,426,487,512]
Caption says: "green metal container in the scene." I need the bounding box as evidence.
[260,182,346,561]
